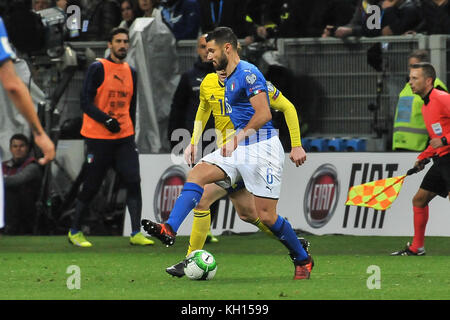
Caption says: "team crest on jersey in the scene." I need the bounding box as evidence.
[230,82,235,91]
[267,81,275,93]
[246,73,257,85]
[431,123,443,136]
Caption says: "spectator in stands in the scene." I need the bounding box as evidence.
[78,0,122,41]
[33,0,51,11]
[161,0,200,40]
[414,0,450,35]
[322,0,385,38]
[198,0,251,39]
[379,0,422,35]
[55,0,68,11]
[2,134,42,235]
[276,0,357,38]
[244,0,280,44]
[167,34,215,149]
[393,49,447,151]
[138,0,161,17]
[119,0,139,28]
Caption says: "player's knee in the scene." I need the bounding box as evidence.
[77,189,97,204]
[235,206,257,223]
[412,192,429,208]
[195,196,212,211]
[125,181,140,193]
[257,209,277,227]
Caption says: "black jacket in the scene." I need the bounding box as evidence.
[415,0,450,35]
[74,0,121,41]
[198,0,252,38]
[168,58,215,148]
[382,0,422,35]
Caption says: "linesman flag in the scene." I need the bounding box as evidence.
[346,159,430,211]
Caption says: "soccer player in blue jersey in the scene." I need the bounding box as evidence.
[143,26,313,279]
[0,17,55,231]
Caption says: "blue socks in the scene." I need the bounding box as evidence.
[270,215,309,262]
[166,182,204,233]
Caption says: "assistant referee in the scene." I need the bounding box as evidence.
[68,27,153,247]
[392,62,450,256]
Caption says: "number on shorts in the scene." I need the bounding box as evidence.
[266,168,274,184]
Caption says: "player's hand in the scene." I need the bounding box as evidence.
[413,159,427,172]
[184,144,197,166]
[104,117,121,133]
[34,132,55,165]
[322,25,335,38]
[429,138,444,149]
[334,26,352,38]
[221,136,237,157]
[289,146,306,167]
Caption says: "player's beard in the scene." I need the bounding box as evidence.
[214,51,228,71]
[113,48,128,61]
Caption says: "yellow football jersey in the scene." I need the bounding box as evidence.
[191,72,301,148]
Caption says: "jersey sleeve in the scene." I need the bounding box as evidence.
[242,69,267,98]
[191,80,213,145]
[0,18,15,66]
[268,83,302,148]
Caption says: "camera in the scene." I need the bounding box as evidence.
[3,0,66,58]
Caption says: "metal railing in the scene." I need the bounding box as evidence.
[32,35,450,151]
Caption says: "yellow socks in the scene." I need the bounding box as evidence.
[186,209,211,257]
[252,217,275,239]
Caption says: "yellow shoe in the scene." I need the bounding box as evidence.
[206,230,219,243]
[130,232,155,246]
[68,231,92,247]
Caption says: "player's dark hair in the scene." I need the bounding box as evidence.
[410,62,436,82]
[205,27,238,50]
[108,27,129,42]
[9,133,30,147]
[408,49,429,63]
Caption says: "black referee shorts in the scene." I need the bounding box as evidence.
[420,153,450,198]
[78,136,140,202]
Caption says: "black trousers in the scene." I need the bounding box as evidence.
[420,153,450,198]
[73,136,142,233]
[78,136,140,202]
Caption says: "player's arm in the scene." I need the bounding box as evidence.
[429,95,450,149]
[185,99,212,165]
[129,67,137,130]
[242,93,271,139]
[0,60,55,165]
[80,62,119,132]
[269,88,306,166]
[222,91,271,156]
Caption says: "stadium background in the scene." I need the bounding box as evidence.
[0,16,449,237]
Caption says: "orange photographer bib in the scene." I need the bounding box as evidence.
[81,59,134,139]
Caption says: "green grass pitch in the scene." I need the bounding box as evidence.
[1,233,450,300]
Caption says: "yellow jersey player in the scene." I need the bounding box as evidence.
[165,70,309,277]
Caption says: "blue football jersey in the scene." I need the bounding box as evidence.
[224,60,277,145]
[0,17,14,65]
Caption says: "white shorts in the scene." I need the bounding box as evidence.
[200,136,284,199]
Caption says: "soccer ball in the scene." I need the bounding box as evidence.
[184,250,217,280]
